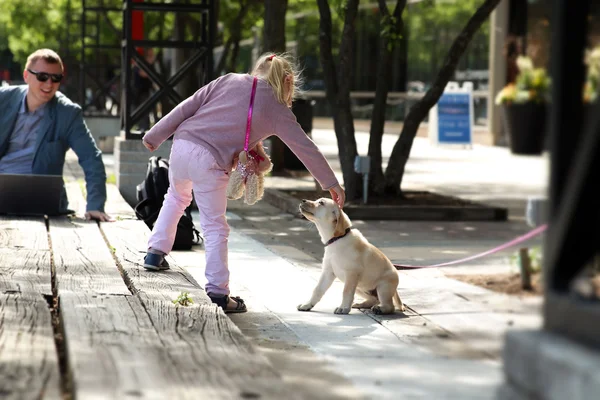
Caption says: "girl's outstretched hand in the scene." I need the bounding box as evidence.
[143,139,156,152]
[329,184,345,208]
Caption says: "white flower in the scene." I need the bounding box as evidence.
[586,47,600,66]
[515,90,531,103]
[517,56,534,72]
[586,46,600,79]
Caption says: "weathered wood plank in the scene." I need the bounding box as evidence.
[0,292,61,400]
[0,216,48,250]
[0,216,60,398]
[49,217,129,296]
[57,293,178,399]
[48,211,179,398]
[101,219,291,397]
[52,186,289,398]
[0,248,52,297]
[59,292,291,399]
[101,220,208,302]
[64,181,86,216]
[104,183,137,219]
[0,217,52,296]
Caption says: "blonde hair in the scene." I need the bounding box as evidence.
[251,52,303,105]
[26,49,63,71]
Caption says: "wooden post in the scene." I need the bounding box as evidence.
[519,247,533,290]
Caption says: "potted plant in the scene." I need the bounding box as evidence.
[495,56,551,155]
[584,46,600,111]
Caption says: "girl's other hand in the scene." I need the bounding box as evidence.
[143,139,156,152]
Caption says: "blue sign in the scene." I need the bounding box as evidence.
[437,93,472,144]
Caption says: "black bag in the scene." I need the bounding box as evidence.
[134,156,202,250]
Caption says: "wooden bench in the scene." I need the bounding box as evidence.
[0,173,290,398]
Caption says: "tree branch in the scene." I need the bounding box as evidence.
[317,0,338,107]
[378,0,390,17]
[384,0,502,193]
[368,0,407,194]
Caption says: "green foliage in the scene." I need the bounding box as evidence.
[406,0,490,82]
[0,21,9,50]
[330,0,348,18]
[527,246,542,273]
[217,0,263,73]
[0,0,69,63]
[381,14,403,52]
[172,291,194,307]
[106,173,116,185]
[0,0,219,67]
[584,45,600,103]
[509,246,543,274]
[0,0,123,65]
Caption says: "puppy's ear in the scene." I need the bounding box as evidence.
[332,206,351,237]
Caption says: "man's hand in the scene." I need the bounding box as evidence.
[328,184,345,208]
[85,210,114,222]
[142,139,156,152]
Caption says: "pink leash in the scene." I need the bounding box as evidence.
[393,224,547,270]
[244,76,258,153]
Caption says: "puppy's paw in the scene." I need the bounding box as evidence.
[297,303,314,312]
[334,307,350,314]
[371,305,384,315]
[371,305,395,315]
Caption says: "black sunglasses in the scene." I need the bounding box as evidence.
[27,69,63,83]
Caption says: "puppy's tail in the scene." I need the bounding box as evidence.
[393,291,405,312]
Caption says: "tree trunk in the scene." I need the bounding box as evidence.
[228,40,241,73]
[226,2,250,73]
[317,0,361,200]
[316,0,338,107]
[216,37,233,75]
[397,16,408,93]
[384,0,502,194]
[368,0,406,195]
[262,0,288,53]
[262,0,289,174]
[173,13,190,98]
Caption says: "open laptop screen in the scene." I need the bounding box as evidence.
[0,174,63,216]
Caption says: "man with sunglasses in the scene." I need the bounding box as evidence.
[0,48,112,221]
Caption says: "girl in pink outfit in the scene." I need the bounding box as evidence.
[141,53,345,313]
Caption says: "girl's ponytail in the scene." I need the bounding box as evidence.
[252,52,303,105]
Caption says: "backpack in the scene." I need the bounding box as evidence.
[134,156,203,250]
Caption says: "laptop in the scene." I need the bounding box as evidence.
[0,174,63,216]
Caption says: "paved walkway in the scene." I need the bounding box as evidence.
[81,126,547,399]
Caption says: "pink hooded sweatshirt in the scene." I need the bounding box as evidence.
[143,73,339,190]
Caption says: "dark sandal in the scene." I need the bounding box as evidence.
[208,293,247,314]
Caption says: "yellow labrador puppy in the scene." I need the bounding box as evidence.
[297,198,405,315]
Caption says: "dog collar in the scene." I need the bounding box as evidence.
[324,227,355,247]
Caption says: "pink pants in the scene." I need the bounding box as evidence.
[148,139,231,295]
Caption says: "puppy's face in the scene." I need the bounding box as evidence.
[299,198,350,238]
[299,198,337,222]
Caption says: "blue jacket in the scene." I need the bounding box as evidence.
[0,85,107,212]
